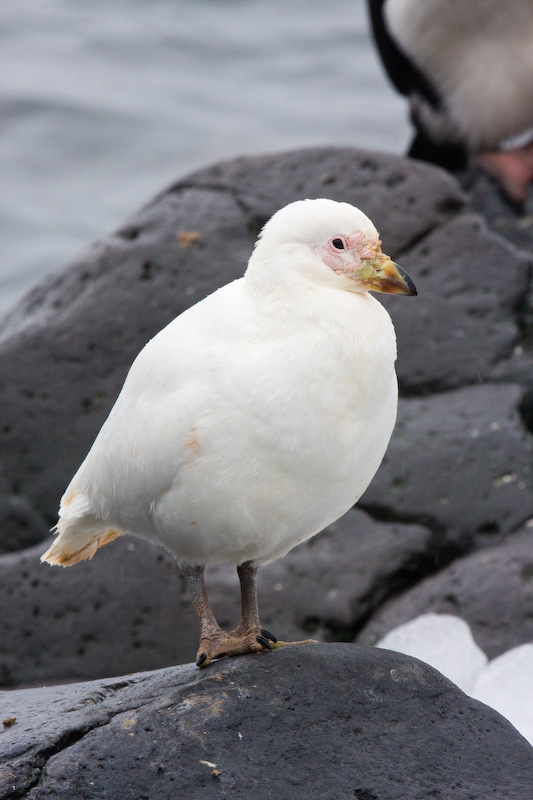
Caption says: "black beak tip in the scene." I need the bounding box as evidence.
[399,265,417,296]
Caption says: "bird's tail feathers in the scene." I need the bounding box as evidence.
[41,498,124,567]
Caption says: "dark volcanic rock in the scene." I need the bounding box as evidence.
[0,538,195,688]
[0,483,49,556]
[0,509,431,688]
[1,644,532,800]
[378,213,531,392]
[357,526,533,659]
[361,383,533,552]
[178,147,466,255]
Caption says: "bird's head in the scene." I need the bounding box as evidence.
[247,198,416,297]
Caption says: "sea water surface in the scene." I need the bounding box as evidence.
[1,0,409,317]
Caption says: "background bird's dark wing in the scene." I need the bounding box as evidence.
[366,0,468,170]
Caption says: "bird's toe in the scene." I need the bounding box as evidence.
[255,634,273,649]
[260,628,278,643]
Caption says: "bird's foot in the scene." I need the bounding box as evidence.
[195,628,277,668]
[228,623,278,642]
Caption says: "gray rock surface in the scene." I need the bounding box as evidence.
[1,644,532,800]
[357,525,533,659]
[0,146,532,689]
[362,384,533,552]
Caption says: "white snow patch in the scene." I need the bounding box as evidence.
[471,643,533,746]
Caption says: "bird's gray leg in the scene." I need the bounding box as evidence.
[230,560,318,654]
[181,564,227,667]
[182,562,274,667]
[229,561,277,647]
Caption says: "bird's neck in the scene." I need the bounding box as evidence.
[243,249,389,364]
[244,244,356,310]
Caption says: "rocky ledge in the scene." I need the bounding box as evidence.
[2,643,533,800]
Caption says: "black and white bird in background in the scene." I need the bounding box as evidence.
[368,0,533,206]
[42,198,416,668]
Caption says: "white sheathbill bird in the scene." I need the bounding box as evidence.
[42,198,417,667]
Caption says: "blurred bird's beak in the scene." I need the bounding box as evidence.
[357,254,417,296]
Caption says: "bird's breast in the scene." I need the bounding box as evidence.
[152,310,398,565]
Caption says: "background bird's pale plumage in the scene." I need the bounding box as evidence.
[369,0,533,203]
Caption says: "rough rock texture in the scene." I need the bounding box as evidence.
[0,147,532,689]
[1,644,533,800]
[357,525,533,659]
[364,384,533,553]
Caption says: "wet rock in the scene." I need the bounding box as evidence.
[1,644,532,800]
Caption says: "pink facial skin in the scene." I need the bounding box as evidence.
[318,233,382,278]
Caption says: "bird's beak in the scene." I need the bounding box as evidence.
[356,254,417,296]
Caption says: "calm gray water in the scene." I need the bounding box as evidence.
[1,0,409,317]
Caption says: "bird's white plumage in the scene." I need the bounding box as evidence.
[44,199,402,569]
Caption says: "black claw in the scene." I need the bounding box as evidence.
[196,653,207,667]
[260,628,278,643]
[256,634,273,650]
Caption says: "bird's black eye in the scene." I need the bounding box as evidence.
[332,238,345,250]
